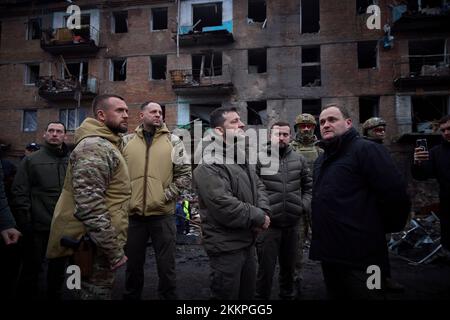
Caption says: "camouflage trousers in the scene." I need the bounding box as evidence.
[79,251,115,300]
[294,214,310,285]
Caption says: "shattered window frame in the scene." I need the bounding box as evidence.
[248,0,267,23]
[248,48,267,74]
[357,40,378,69]
[26,17,42,40]
[247,100,268,125]
[110,58,127,81]
[150,55,167,80]
[25,63,40,85]
[112,11,128,34]
[151,7,168,31]
[22,109,37,132]
[359,96,380,124]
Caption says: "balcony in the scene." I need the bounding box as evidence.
[36,75,98,101]
[169,65,233,95]
[391,3,450,32]
[40,26,99,56]
[175,29,234,47]
[393,54,450,90]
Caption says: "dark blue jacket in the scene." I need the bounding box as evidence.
[309,128,410,269]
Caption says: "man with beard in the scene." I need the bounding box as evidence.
[290,113,322,298]
[47,94,131,300]
[12,121,69,299]
[255,122,312,300]
[193,106,271,300]
[362,117,387,144]
[310,103,410,299]
[122,101,191,300]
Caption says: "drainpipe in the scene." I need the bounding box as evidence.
[177,0,180,58]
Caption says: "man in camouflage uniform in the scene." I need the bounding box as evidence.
[290,113,323,299]
[122,101,191,300]
[362,116,405,292]
[362,117,386,144]
[46,94,131,300]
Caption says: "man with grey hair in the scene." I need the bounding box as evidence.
[310,103,410,299]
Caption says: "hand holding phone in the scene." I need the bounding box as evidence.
[414,139,429,163]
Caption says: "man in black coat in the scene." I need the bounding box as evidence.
[0,161,22,299]
[412,115,450,256]
[310,103,410,299]
[255,121,312,300]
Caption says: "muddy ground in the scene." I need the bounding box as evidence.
[101,240,450,300]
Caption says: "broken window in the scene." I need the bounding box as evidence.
[248,48,267,74]
[27,18,41,40]
[301,0,320,34]
[151,55,167,80]
[113,11,128,33]
[408,39,445,76]
[23,110,37,132]
[190,104,221,127]
[248,0,266,23]
[412,96,448,133]
[192,2,222,32]
[302,99,321,137]
[63,61,89,86]
[358,41,378,69]
[247,101,267,125]
[359,96,380,123]
[302,46,321,87]
[356,0,374,14]
[60,107,87,131]
[302,99,321,116]
[152,7,168,30]
[25,64,40,85]
[111,59,127,81]
[192,52,222,80]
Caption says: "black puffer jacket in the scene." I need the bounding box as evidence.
[310,128,410,269]
[193,134,270,254]
[12,143,69,232]
[257,144,312,228]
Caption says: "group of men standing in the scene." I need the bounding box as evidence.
[0,94,449,300]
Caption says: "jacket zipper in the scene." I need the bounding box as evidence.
[142,140,151,214]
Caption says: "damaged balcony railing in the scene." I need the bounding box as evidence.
[40,25,100,55]
[169,64,233,94]
[393,54,450,89]
[36,74,99,101]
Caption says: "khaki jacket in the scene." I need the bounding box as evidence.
[46,118,131,266]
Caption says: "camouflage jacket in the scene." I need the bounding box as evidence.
[290,139,324,172]
[47,118,130,266]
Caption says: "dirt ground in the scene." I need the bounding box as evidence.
[102,241,450,300]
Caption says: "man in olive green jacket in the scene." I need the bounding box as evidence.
[47,94,131,300]
[193,106,271,300]
[122,101,191,300]
[12,121,69,298]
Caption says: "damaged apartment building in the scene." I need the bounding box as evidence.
[0,0,449,209]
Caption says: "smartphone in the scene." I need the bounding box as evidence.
[416,139,428,151]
